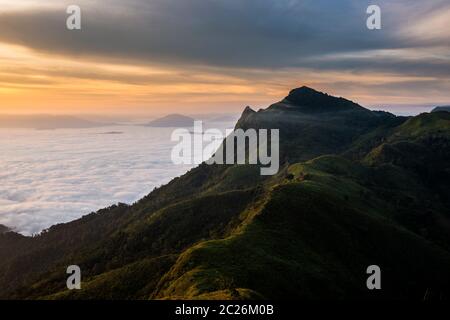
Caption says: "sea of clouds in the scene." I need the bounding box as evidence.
[0,122,233,235]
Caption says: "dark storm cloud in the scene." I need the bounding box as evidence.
[301,55,450,78]
[0,0,448,75]
[0,1,424,64]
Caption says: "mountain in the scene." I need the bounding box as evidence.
[432,106,450,113]
[273,86,369,114]
[144,114,195,127]
[0,225,10,234]
[1,87,450,300]
[236,87,403,162]
[0,115,112,130]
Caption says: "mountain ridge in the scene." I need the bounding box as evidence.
[1,87,449,300]
[432,106,450,113]
[279,86,368,113]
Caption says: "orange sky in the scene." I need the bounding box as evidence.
[0,42,283,115]
[0,0,449,115]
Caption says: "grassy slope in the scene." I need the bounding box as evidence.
[153,112,450,299]
[153,153,450,300]
[1,106,449,300]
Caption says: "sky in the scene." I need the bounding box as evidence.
[0,0,449,115]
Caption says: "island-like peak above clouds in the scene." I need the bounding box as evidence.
[144,114,195,128]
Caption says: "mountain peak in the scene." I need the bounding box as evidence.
[285,86,329,102]
[243,106,256,114]
[289,86,320,94]
[280,86,366,113]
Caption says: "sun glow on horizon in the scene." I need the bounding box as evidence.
[0,0,449,115]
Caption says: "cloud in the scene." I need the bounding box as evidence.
[0,0,449,112]
[0,123,233,235]
[0,0,448,70]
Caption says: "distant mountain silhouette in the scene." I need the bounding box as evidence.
[145,114,195,127]
[432,106,450,113]
[98,131,124,135]
[1,87,449,300]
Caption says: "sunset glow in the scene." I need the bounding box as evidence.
[0,0,449,115]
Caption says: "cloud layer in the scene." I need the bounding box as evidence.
[0,122,233,235]
[0,0,448,68]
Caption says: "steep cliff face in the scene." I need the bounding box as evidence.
[1,87,450,300]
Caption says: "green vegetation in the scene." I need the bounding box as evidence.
[1,87,449,300]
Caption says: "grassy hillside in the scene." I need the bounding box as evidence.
[1,87,449,300]
[154,182,450,300]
